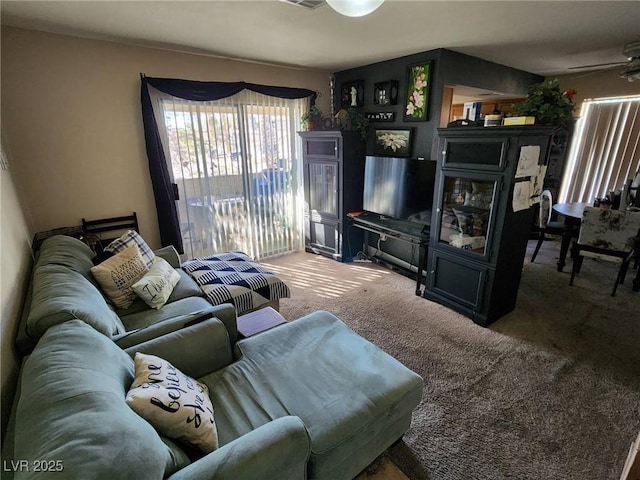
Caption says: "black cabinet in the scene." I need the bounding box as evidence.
[544,124,574,201]
[299,130,365,261]
[424,126,556,326]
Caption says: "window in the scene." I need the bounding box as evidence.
[560,95,640,203]
[155,89,308,260]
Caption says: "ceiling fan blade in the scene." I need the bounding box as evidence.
[568,61,628,70]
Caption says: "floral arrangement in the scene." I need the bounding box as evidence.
[404,63,431,121]
[511,79,576,127]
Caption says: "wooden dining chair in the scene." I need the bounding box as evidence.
[569,207,640,296]
[531,190,566,262]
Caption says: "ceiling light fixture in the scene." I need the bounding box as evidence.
[325,0,384,17]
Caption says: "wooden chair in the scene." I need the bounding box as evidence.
[82,212,139,253]
[531,190,566,262]
[569,207,640,296]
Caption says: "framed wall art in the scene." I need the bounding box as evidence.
[340,80,364,108]
[373,128,413,157]
[373,80,399,105]
[403,61,432,122]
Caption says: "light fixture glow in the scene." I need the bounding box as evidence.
[325,0,384,17]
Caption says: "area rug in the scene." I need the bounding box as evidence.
[262,239,640,480]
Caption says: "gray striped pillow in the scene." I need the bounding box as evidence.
[105,230,155,268]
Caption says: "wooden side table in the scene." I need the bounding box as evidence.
[237,307,287,338]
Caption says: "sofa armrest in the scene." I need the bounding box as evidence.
[201,302,237,344]
[167,416,310,480]
[114,302,238,349]
[124,317,233,378]
[154,245,181,268]
[114,307,215,349]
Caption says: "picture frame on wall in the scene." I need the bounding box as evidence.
[340,80,364,108]
[373,128,413,157]
[373,80,399,105]
[403,61,432,121]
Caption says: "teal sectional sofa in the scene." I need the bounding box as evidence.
[3,309,423,480]
[15,235,235,355]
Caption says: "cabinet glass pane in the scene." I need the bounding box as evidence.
[446,141,504,166]
[439,175,495,256]
[309,163,338,215]
[306,140,338,157]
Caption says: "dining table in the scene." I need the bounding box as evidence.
[552,201,590,272]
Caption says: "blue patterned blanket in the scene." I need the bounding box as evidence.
[181,252,290,315]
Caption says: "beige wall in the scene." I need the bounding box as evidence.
[555,69,640,116]
[1,27,331,249]
[0,142,34,438]
[0,25,329,442]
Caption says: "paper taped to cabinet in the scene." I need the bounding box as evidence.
[515,145,541,178]
[512,181,531,212]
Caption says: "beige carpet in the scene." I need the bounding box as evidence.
[262,238,640,480]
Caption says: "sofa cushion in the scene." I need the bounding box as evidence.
[91,245,150,309]
[27,264,125,338]
[132,257,181,310]
[105,230,155,268]
[119,296,214,332]
[35,235,95,279]
[199,311,423,479]
[13,320,190,479]
[169,269,206,300]
[126,352,219,453]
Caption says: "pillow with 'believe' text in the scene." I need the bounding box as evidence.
[126,353,219,454]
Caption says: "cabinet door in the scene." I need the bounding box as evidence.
[442,136,508,171]
[432,170,501,262]
[427,248,489,312]
[305,214,340,256]
[303,136,341,160]
[304,160,341,257]
[306,161,339,218]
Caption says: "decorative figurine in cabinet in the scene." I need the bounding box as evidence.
[424,126,557,326]
[298,130,365,261]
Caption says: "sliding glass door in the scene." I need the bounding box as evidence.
[155,90,306,260]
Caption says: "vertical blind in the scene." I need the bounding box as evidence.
[154,88,307,260]
[559,96,640,203]
[140,76,315,253]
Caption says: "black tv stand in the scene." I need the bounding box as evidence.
[348,212,430,295]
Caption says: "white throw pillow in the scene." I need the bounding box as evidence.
[132,257,181,310]
[105,230,155,268]
[126,353,219,454]
[90,245,149,309]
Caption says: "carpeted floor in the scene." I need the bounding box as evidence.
[262,238,640,480]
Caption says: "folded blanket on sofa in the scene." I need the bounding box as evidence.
[181,252,290,314]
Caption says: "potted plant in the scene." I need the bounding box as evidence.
[331,108,370,140]
[510,79,576,128]
[301,105,325,131]
[344,107,370,140]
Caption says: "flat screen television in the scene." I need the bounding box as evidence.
[362,156,437,222]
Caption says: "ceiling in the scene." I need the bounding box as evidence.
[1,1,639,78]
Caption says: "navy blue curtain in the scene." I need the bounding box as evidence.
[140,75,317,253]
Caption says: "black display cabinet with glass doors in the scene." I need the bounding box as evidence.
[424,126,557,326]
[299,130,365,261]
